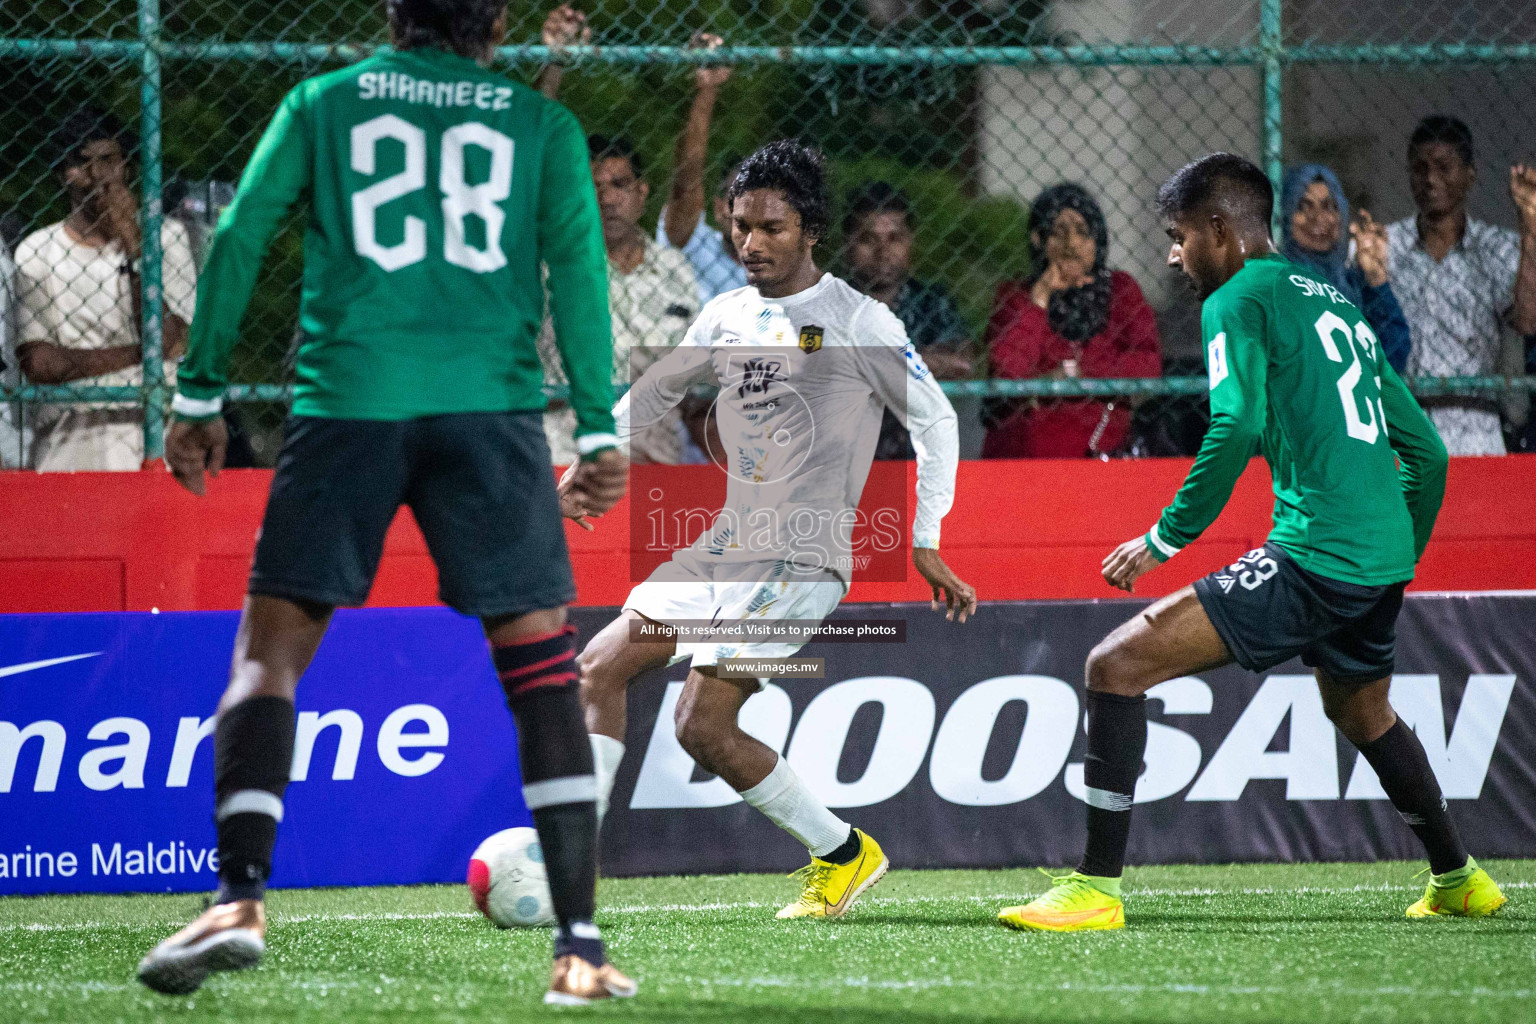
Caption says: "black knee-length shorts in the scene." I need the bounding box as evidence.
[249,412,576,618]
[1193,543,1407,685]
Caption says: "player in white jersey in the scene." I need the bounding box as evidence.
[559,141,976,919]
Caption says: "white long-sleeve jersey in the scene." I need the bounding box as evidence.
[615,272,958,586]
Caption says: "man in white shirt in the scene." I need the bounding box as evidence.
[1386,115,1536,455]
[14,105,197,471]
[0,237,25,468]
[562,141,976,921]
[539,135,698,464]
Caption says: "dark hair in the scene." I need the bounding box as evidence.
[1157,152,1274,229]
[587,133,643,178]
[1030,183,1114,343]
[842,181,912,237]
[387,0,503,58]
[49,104,135,174]
[1029,183,1107,275]
[728,140,830,240]
[1409,114,1474,167]
[718,152,744,191]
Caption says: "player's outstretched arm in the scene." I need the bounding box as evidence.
[539,104,618,457]
[854,301,972,619]
[1378,363,1449,560]
[614,315,718,447]
[1135,291,1269,579]
[559,332,715,529]
[855,302,960,545]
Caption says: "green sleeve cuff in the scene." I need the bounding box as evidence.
[1144,523,1181,563]
[576,432,619,462]
[171,392,223,421]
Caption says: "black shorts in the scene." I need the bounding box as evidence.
[1193,543,1407,684]
[249,412,576,618]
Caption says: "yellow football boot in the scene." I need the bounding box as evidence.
[776,829,888,919]
[1406,860,1507,919]
[998,872,1124,932]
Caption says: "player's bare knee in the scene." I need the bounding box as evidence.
[483,606,566,643]
[1085,639,1144,697]
[673,712,714,771]
[673,702,729,775]
[220,662,299,711]
[576,645,623,704]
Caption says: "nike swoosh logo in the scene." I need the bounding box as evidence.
[829,851,868,911]
[0,653,102,679]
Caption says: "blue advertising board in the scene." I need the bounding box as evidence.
[0,609,530,895]
[4,596,1533,894]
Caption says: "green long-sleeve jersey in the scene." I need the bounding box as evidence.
[175,46,616,447]
[1145,253,1448,586]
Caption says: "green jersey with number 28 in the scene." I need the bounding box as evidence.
[177,46,615,444]
[1145,253,1447,586]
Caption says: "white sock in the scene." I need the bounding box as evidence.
[589,733,625,828]
[739,755,851,858]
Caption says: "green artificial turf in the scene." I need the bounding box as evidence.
[2,861,1533,1023]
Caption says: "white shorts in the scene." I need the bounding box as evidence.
[623,548,845,685]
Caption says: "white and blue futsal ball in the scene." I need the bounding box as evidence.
[467,827,556,928]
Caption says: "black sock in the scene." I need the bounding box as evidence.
[1357,718,1468,875]
[494,626,603,965]
[1077,690,1147,879]
[212,695,295,904]
[553,920,606,966]
[822,827,861,865]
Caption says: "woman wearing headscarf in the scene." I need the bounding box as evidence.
[1282,164,1411,372]
[981,183,1161,459]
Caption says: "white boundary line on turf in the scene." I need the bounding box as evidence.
[4,879,1531,932]
[685,975,1536,1000]
[1,975,1529,1003]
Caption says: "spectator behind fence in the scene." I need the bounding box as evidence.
[1386,115,1536,455]
[538,11,744,307]
[532,4,588,101]
[537,134,698,464]
[14,105,196,471]
[1282,164,1412,373]
[842,182,974,459]
[982,183,1160,459]
[655,32,749,306]
[1,236,24,468]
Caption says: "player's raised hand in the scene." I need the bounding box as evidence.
[690,32,732,90]
[165,416,227,497]
[913,547,978,623]
[1102,536,1159,593]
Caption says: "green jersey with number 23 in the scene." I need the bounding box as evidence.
[1145,253,1447,587]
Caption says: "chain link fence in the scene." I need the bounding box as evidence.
[2,0,1534,470]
